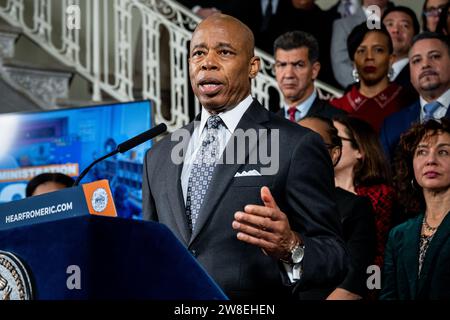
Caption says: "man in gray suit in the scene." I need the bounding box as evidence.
[143,13,347,300]
[331,0,392,88]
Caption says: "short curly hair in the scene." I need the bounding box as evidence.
[394,118,450,214]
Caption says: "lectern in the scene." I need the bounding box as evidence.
[0,181,227,300]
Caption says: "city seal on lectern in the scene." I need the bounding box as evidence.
[91,188,108,213]
[0,251,33,300]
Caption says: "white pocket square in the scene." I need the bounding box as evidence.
[234,170,262,177]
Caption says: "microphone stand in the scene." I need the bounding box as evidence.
[72,123,167,187]
[73,150,117,186]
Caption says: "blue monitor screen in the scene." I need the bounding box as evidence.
[0,100,153,219]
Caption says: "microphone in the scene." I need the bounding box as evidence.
[73,123,167,186]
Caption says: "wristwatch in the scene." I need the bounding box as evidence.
[290,242,305,264]
[280,234,305,264]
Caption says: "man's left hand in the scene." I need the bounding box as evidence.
[232,186,301,261]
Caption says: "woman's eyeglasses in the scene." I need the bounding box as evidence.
[423,6,445,17]
[338,136,359,149]
[338,136,354,143]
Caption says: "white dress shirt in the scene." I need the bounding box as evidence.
[260,0,279,15]
[391,58,409,81]
[283,90,317,122]
[181,95,253,202]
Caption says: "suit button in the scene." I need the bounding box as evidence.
[190,249,197,257]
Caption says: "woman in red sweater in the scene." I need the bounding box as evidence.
[333,115,394,270]
[330,23,412,133]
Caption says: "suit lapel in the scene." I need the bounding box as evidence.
[410,101,421,124]
[400,214,422,299]
[166,122,195,245]
[444,103,450,118]
[417,212,450,296]
[189,100,270,245]
[276,108,285,118]
[305,97,322,117]
[395,64,409,86]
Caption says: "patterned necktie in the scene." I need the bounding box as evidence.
[185,115,224,231]
[423,101,441,122]
[288,106,298,122]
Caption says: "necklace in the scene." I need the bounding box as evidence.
[422,216,438,233]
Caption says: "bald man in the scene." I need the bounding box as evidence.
[143,14,347,299]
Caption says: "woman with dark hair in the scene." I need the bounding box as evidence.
[299,116,376,300]
[330,22,411,133]
[381,119,450,299]
[422,0,449,32]
[26,173,74,197]
[333,115,394,271]
[436,1,450,36]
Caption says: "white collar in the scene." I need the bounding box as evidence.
[391,58,409,80]
[199,95,253,134]
[420,88,450,109]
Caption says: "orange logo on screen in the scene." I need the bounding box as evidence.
[82,180,117,217]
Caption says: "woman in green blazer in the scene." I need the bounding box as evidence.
[380,119,450,300]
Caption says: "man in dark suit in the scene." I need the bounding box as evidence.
[380,32,450,160]
[382,6,420,100]
[252,0,285,54]
[274,31,346,122]
[142,14,348,300]
[176,0,255,27]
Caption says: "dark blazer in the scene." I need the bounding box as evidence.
[251,0,286,54]
[143,99,348,299]
[336,188,376,297]
[326,1,343,22]
[297,188,376,299]
[276,96,347,120]
[393,64,419,103]
[394,64,410,91]
[380,213,450,300]
[380,101,450,160]
[380,101,420,161]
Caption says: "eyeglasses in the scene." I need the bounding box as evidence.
[338,136,354,142]
[423,6,445,17]
[338,135,359,147]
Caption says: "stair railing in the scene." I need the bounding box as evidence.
[0,0,342,132]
